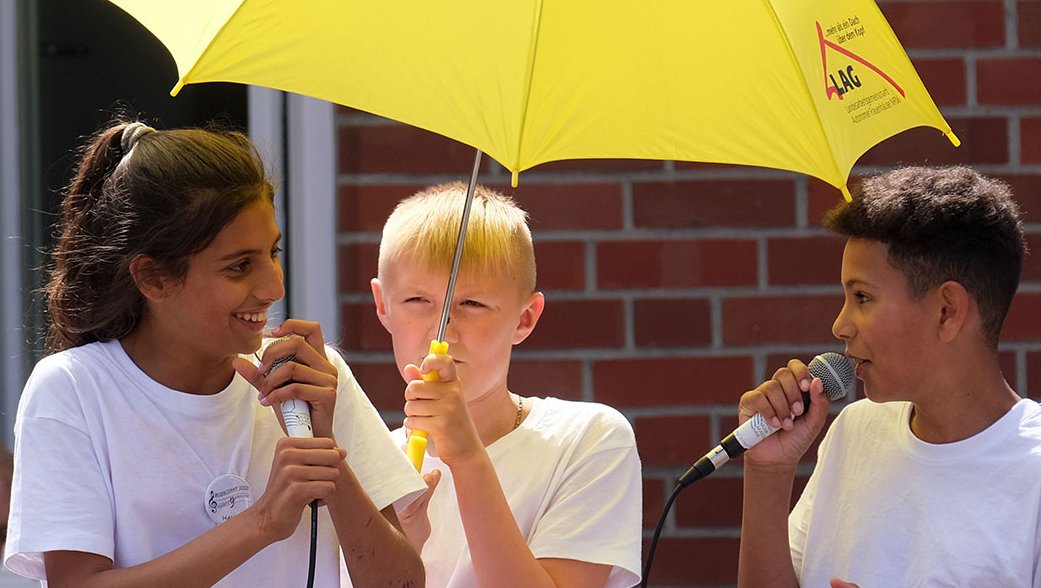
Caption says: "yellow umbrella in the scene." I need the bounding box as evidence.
[109,0,958,473]
[109,0,957,199]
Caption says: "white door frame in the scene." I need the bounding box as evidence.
[249,88,339,342]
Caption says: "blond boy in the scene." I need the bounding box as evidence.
[369,183,642,587]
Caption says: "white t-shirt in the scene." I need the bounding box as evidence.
[389,396,642,588]
[5,339,425,587]
[790,398,1041,587]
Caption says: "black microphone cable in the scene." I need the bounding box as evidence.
[307,500,317,588]
[639,481,683,588]
[637,352,854,588]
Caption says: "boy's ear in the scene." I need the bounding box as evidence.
[512,292,545,345]
[371,278,392,331]
[128,254,172,302]
[936,280,971,343]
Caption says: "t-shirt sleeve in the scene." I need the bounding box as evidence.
[5,362,115,581]
[328,348,425,512]
[527,410,643,588]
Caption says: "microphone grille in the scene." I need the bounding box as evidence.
[808,352,855,401]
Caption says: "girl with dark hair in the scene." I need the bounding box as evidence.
[4,121,425,587]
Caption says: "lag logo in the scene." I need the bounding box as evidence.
[816,20,904,101]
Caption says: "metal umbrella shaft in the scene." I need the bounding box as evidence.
[405,148,483,471]
[436,148,483,342]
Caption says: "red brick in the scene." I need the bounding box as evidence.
[594,356,755,407]
[597,239,758,289]
[635,415,712,467]
[337,183,425,233]
[534,241,586,291]
[856,117,1008,167]
[642,537,739,586]
[340,302,392,352]
[1023,233,1041,282]
[643,478,665,531]
[674,476,744,528]
[996,174,1041,222]
[808,177,856,225]
[1022,3,1041,48]
[723,295,843,345]
[508,360,584,400]
[634,298,712,347]
[1022,118,1041,164]
[339,124,480,174]
[512,183,624,231]
[1000,350,1018,390]
[350,361,405,413]
[911,58,967,107]
[978,58,1041,105]
[767,236,846,286]
[522,299,625,350]
[1002,293,1041,341]
[632,180,796,228]
[1027,351,1041,400]
[879,2,1005,49]
[338,243,379,295]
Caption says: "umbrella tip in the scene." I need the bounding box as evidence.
[945,131,961,148]
[511,171,519,188]
[171,80,185,97]
[841,185,853,202]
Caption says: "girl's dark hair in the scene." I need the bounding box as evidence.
[824,166,1025,349]
[45,120,273,353]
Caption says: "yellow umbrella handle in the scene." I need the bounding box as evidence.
[405,339,449,471]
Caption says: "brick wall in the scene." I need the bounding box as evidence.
[336,2,1041,586]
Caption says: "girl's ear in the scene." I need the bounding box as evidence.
[128,254,171,302]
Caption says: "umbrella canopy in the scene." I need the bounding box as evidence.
[110,0,957,198]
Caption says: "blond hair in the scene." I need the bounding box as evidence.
[378,182,536,295]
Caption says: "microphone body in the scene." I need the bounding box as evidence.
[679,352,854,487]
[267,354,314,439]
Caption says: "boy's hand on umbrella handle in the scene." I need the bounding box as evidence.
[404,340,449,469]
[395,469,442,550]
[403,353,482,468]
[421,339,449,382]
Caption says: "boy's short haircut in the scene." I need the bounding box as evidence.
[823,166,1025,348]
[378,182,537,295]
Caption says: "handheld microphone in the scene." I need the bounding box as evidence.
[265,348,313,439]
[264,346,318,588]
[678,352,854,487]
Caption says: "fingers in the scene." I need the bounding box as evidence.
[398,469,441,519]
[269,437,346,501]
[269,319,329,361]
[419,353,456,383]
[403,364,423,383]
[740,361,808,431]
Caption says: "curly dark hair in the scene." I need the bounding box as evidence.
[44,119,273,352]
[824,166,1025,348]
